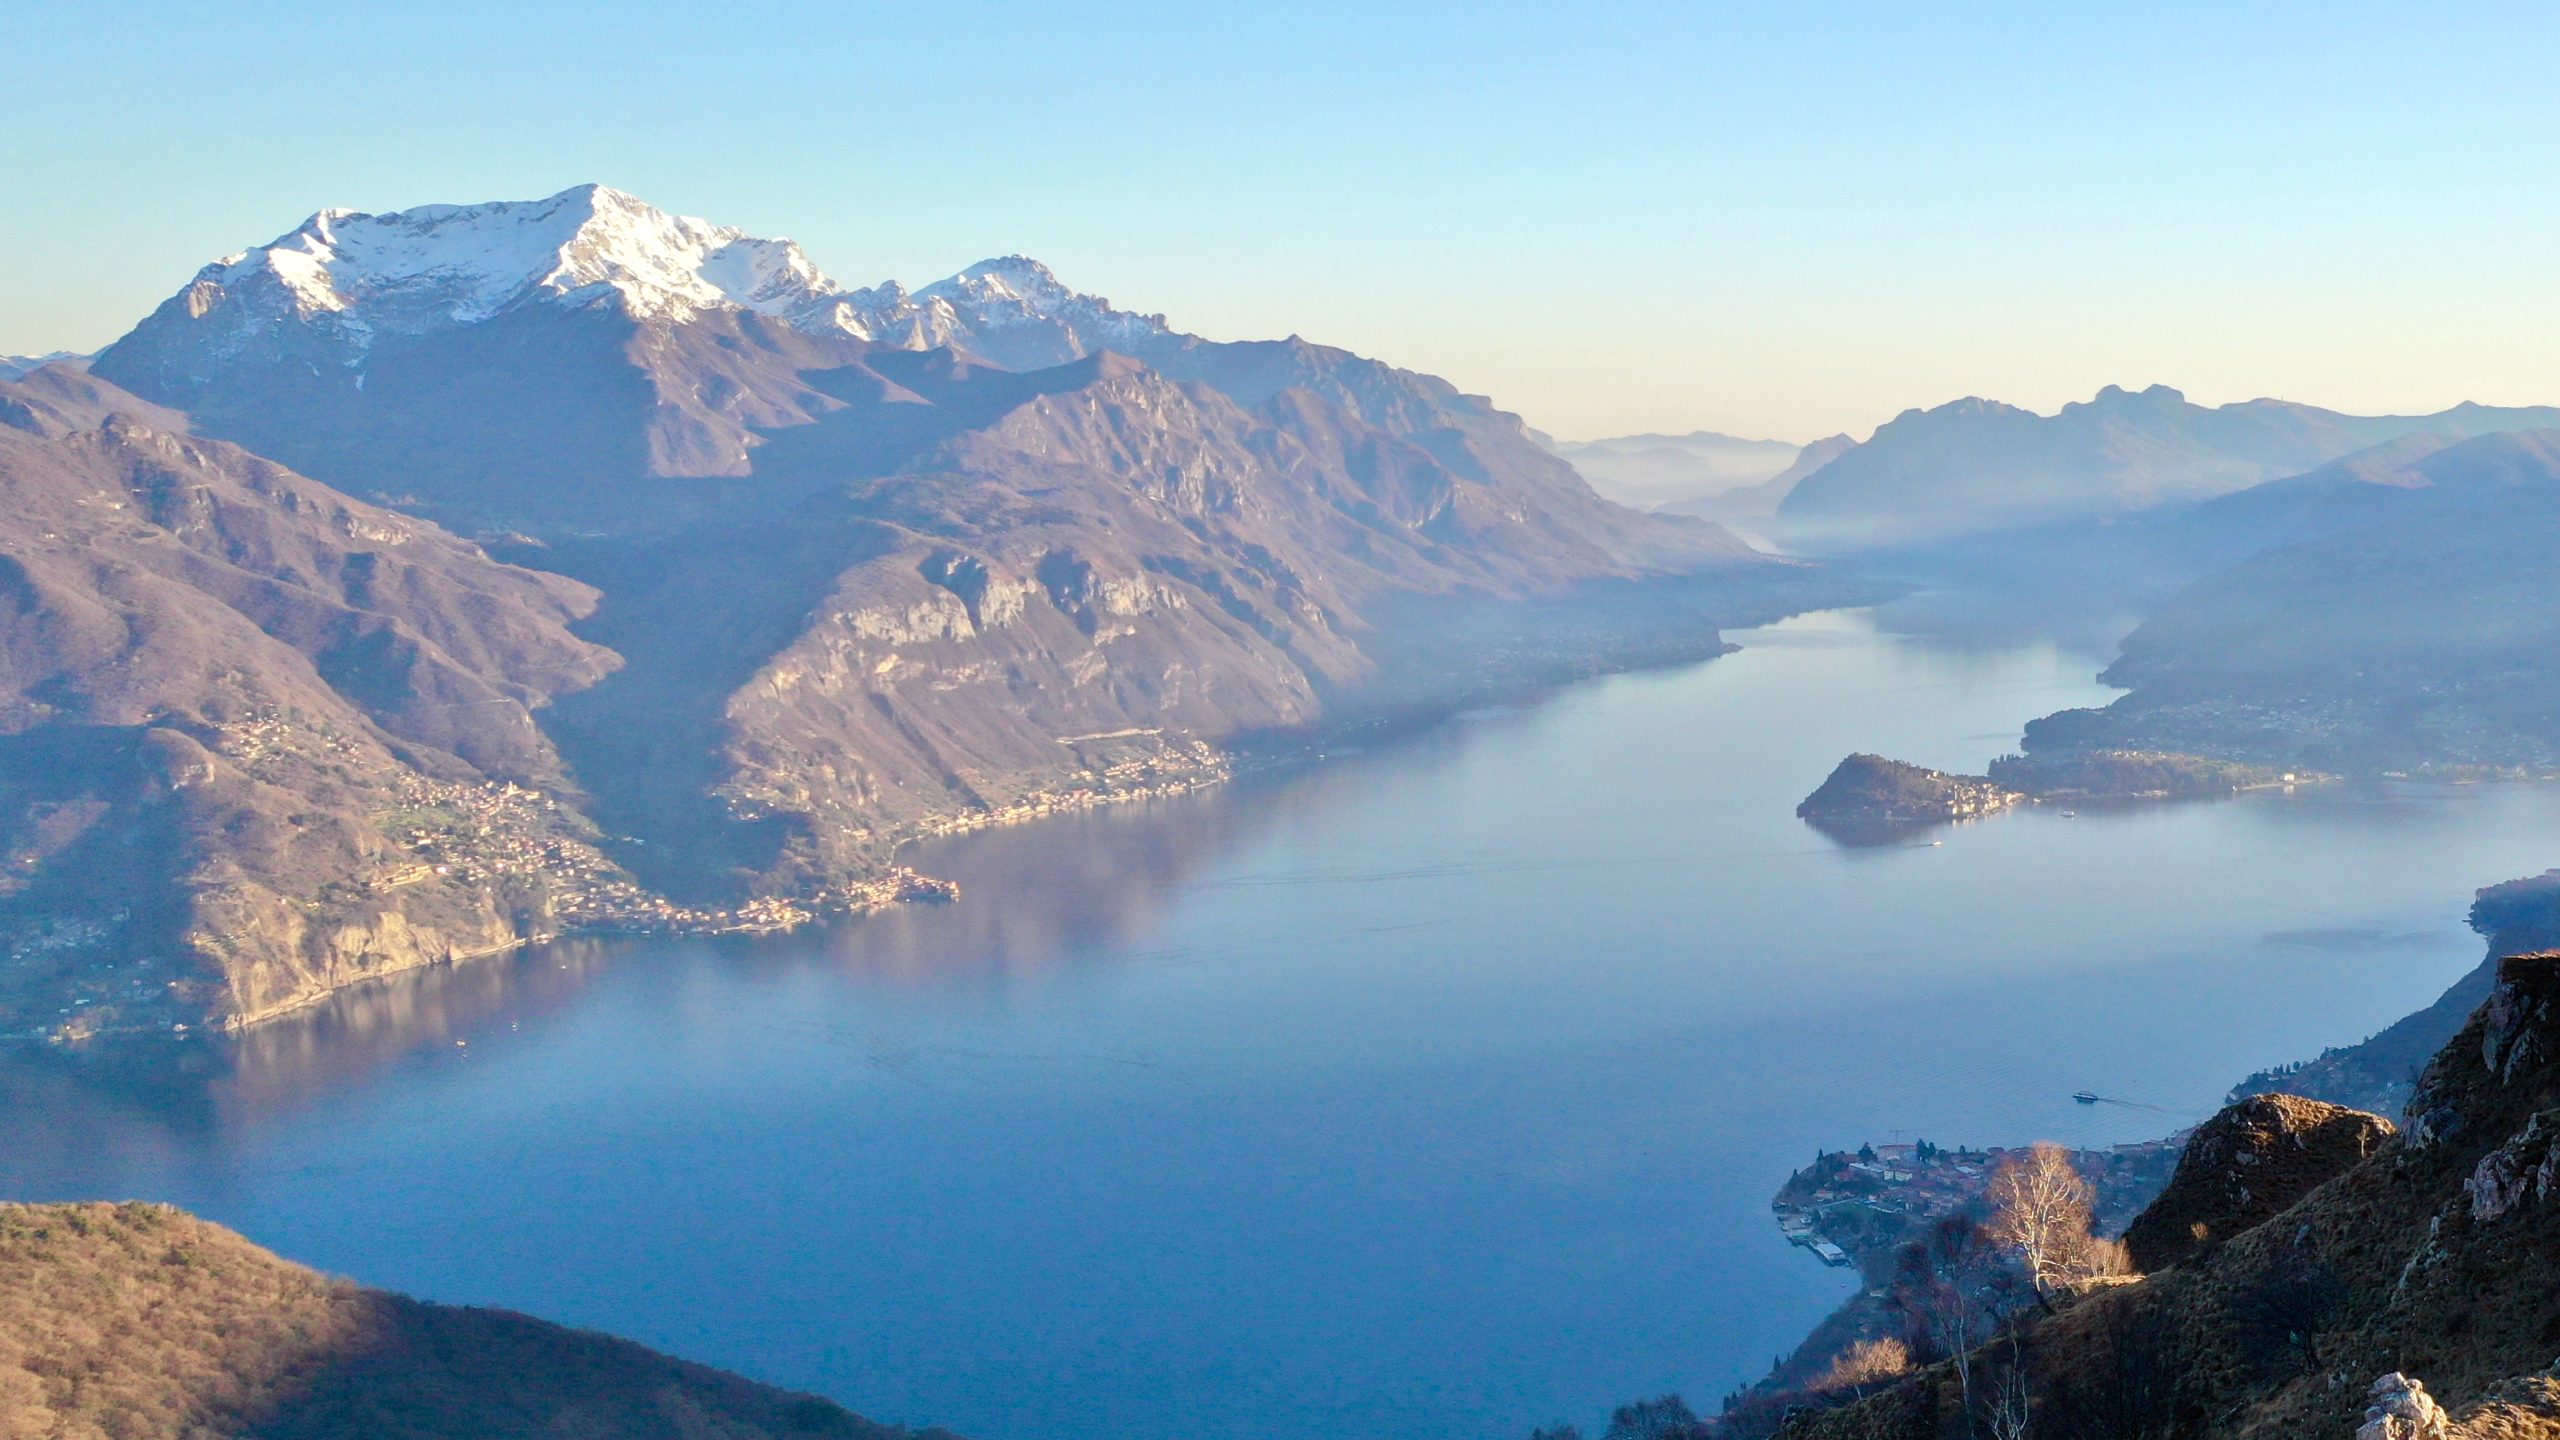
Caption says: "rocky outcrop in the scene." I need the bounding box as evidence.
[2123,1093,2394,1271]
[2354,1368,2560,1439]
[2360,1373,2453,1440]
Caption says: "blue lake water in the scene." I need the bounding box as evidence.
[10,605,2560,1439]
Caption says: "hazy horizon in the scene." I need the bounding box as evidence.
[13,2,2560,441]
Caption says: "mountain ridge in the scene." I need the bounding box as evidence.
[0,369,637,1036]
[2020,427,2560,775]
[1777,383,2560,548]
[7,190,1858,1029]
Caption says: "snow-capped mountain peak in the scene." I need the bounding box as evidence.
[911,255,1170,369]
[116,187,1184,378]
[921,255,1079,310]
[189,184,870,339]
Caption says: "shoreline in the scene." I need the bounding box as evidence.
[29,580,1886,1050]
[1738,1134,2184,1403]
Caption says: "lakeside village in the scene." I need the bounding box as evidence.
[902,736,1235,841]
[374,735,1240,937]
[1774,1132,2186,1271]
[381,768,956,938]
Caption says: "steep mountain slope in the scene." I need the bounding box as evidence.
[1781,953,2560,1439]
[2234,868,2560,1120]
[2020,429,2560,773]
[0,1201,958,1440]
[0,371,623,1036]
[80,186,1806,909]
[1775,384,2560,548]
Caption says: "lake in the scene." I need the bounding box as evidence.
[10,605,2560,1440]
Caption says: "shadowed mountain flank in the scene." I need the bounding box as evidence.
[2022,429,2560,776]
[0,1201,959,1440]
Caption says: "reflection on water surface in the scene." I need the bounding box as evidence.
[9,607,2559,1440]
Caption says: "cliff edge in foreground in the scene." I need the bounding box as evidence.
[1779,953,2560,1439]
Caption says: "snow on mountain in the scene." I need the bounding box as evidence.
[150,184,1170,369]
[178,184,897,343]
[912,256,1170,369]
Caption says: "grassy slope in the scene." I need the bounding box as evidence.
[0,1202,957,1440]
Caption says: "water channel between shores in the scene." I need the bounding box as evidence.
[11,604,2559,1440]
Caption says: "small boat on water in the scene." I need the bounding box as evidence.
[2073,1091,2101,1104]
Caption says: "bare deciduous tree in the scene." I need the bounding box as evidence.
[1600,1395,1707,1440]
[1887,1214,2029,1426]
[1979,1339,2035,1440]
[1816,1337,1914,1399]
[1987,1142,2106,1301]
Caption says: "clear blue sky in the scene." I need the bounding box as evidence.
[9,1,2560,439]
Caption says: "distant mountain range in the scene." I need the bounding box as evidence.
[0,351,85,380]
[2,185,1846,1037]
[2024,427,2560,773]
[1775,383,2560,547]
[1660,432,1856,528]
[1737,378,2560,798]
[1546,429,1804,511]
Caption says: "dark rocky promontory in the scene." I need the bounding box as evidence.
[2119,1092,2393,1272]
[1795,754,2023,843]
